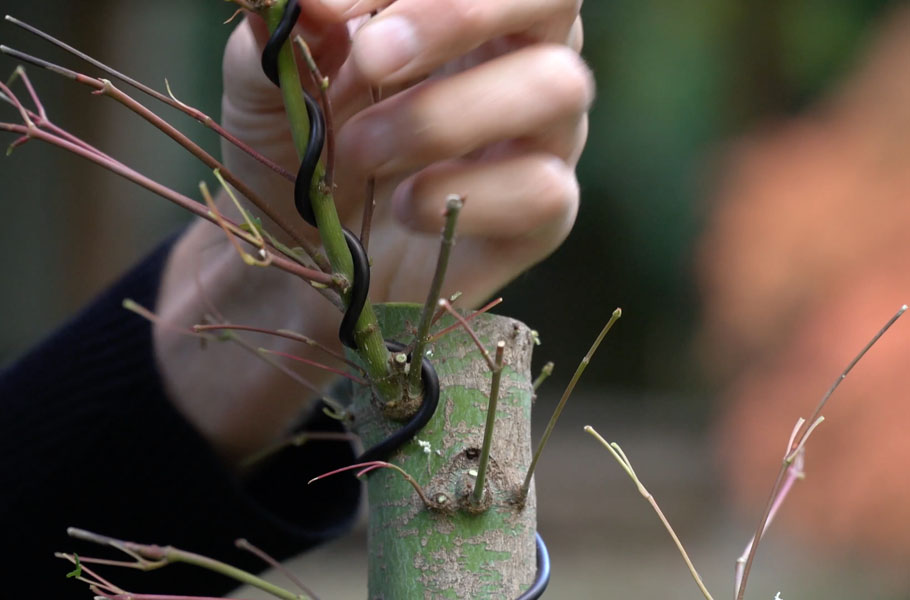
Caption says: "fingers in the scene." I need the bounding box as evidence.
[321,0,582,84]
[336,43,594,177]
[392,153,579,242]
[567,15,583,53]
[225,15,349,114]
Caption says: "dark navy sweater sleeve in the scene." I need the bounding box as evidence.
[0,234,360,599]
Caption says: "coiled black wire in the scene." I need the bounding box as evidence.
[261,1,366,350]
[356,340,439,464]
[261,4,548,595]
[517,533,551,600]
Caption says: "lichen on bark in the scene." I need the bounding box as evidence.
[349,303,538,599]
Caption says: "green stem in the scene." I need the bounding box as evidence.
[532,361,554,392]
[473,340,505,505]
[264,1,394,399]
[165,547,309,600]
[519,308,621,502]
[67,528,308,600]
[408,195,463,397]
[584,428,714,600]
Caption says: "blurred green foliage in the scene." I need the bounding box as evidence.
[505,0,893,404]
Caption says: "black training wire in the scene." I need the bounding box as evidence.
[263,1,365,349]
[261,0,428,456]
[517,533,551,600]
[356,341,439,463]
[293,93,323,225]
[261,3,548,595]
[260,0,300,88]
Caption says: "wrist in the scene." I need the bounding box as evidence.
[153,218,341,463]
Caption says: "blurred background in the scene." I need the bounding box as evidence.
[3,0,910,597]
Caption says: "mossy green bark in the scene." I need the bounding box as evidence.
[349,304,537,599]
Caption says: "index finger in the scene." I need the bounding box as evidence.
[333,0,581,84]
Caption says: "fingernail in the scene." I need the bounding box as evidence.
[354,16,419,81]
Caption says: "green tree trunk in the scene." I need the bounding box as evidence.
[350,303,538,599]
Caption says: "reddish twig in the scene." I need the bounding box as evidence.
[1,44,328,270]
[735,304,908,600]
[258,348,367,385]
[65,528,309,600]
[4,15,296,181]
[436,299,495,370]
[0,118,333,287]
[56,552,127,596]
[429,297,503,341]
[192,323,364,374]
[309,461,434,507]
[236,538,321,600]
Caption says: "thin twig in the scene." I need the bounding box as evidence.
[473,340,505,505]
[735,304,907,600]
[122,299,217,343]
[519,308,621,503]
[200,180,271,268]
[215,329,338,406]
[1,70,113,161]
[8,64,45,119]
[3,15,296,181]
[258,348,367,385]
[0,119,334,287]
[66,528,310,600]
[192,324,363,373]
[409,194,463,396]
[309,461,434,507]
[0,44,327,268]
[360,177,376,251]
[532,362,555,393]
[437,298,495,371]
[56,553,127,596]
[236,538,321,600]
[96,593,257,600]
[585,427,714,600]
[428,297,502,341]
[733,450,805,596]
[359,74,381,250]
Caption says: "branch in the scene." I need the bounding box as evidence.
[408,194,463,397]
[4,15,297,181]
[0,119,334,288]
[0,44,328,270]
[519,308,621,503]
[66,528,310,600]
[585,427,714,600]
[734,304,907,600]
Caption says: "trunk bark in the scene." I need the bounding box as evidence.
[349,303,538,599]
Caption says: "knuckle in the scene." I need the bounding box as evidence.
[535,45,595,115]
[531,156,579,229]
[445,0,489,32]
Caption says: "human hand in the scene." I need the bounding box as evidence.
[155,0,592,461]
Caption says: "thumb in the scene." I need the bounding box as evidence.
[224,10,349,115]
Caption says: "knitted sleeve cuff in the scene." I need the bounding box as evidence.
[0,232,360,598]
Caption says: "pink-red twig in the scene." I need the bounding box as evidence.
[259,348,367,385]
[429,297,503,341]
[435,299,495,370]
[309,461,432,506]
